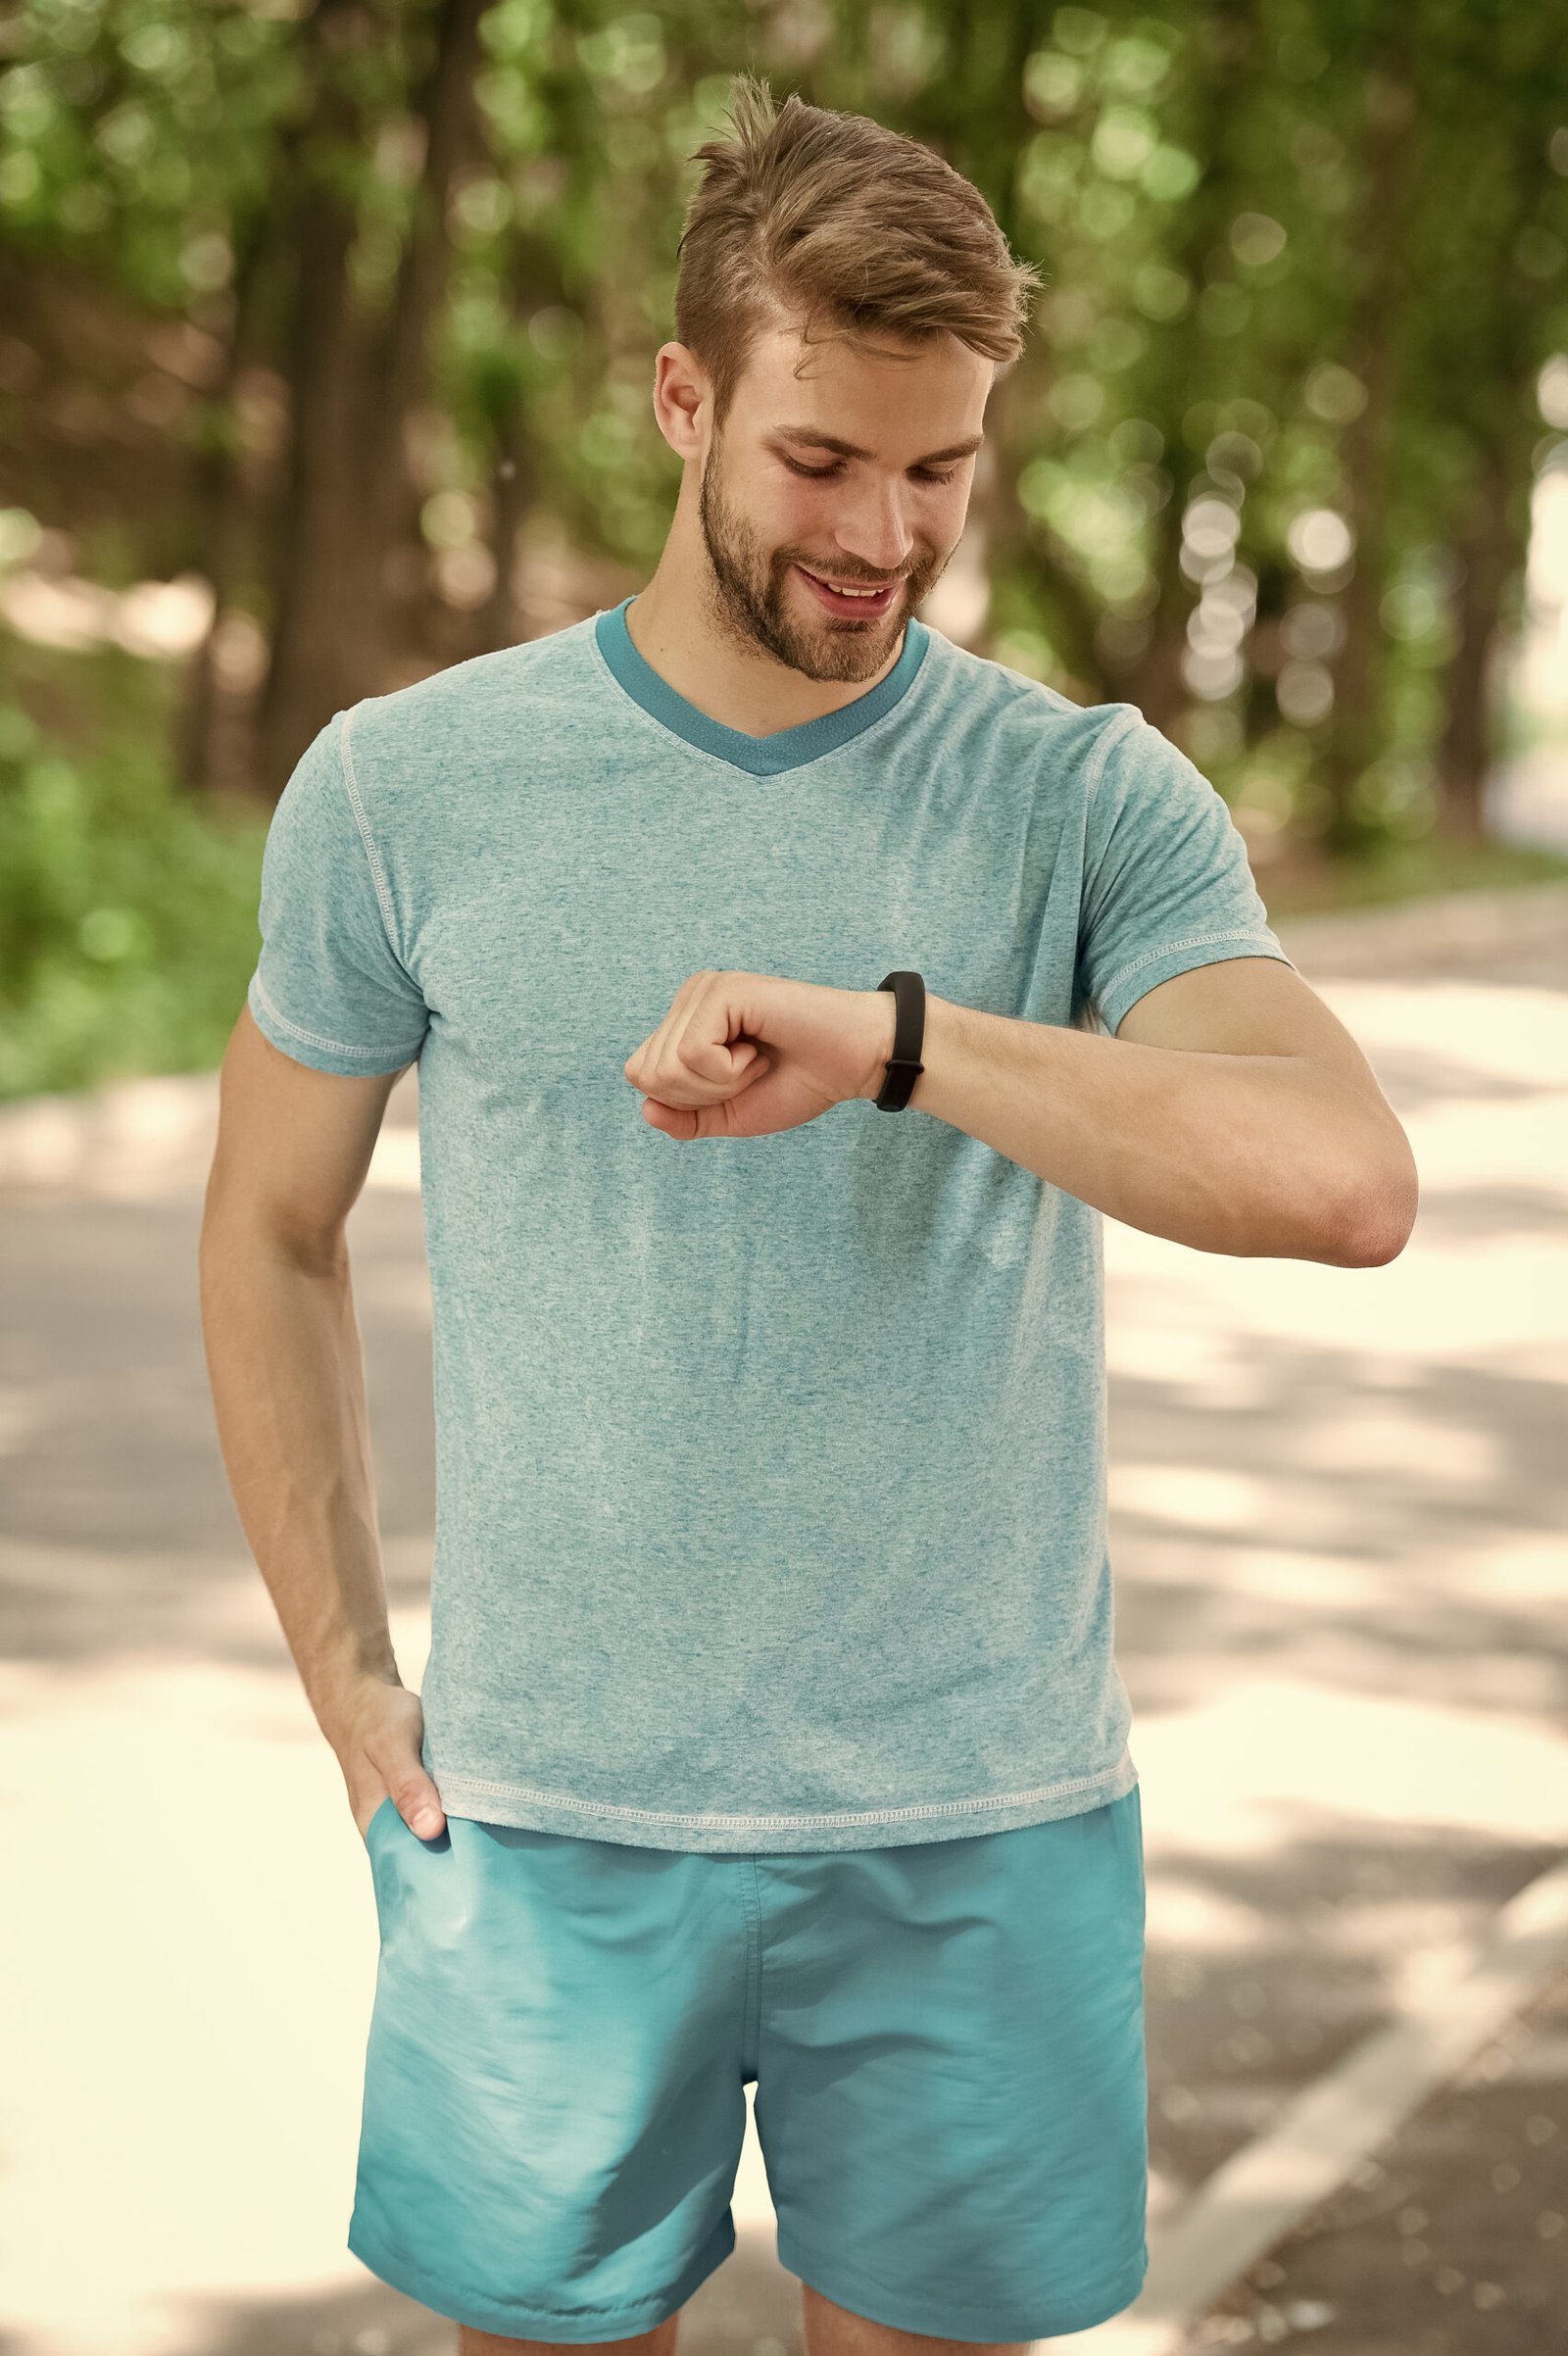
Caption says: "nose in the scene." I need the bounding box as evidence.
[829,477,917,578]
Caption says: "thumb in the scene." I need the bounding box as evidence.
[396,1775,446,1839]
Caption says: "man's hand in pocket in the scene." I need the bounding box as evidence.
[328,1674,447,1842]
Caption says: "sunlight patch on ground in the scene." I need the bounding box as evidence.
[1133,1679,1568,1855]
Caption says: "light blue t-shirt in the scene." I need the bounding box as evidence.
[247,596,1295,1852]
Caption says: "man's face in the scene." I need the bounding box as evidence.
[692,321,993,684]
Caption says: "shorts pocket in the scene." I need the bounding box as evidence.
[363,1793,399,1849]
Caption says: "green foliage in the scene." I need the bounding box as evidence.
[0,672,266,1103]
[1,0,1566,1099]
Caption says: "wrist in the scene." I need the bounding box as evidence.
[897,991,956,1116]
[858,986,901,1100]
[315,1662,405,1755]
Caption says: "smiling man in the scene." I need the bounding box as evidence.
[629,321,986,715]
[202,68,1417,2356]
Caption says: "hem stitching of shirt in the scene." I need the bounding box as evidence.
[248,973,423,1062]
[425,1753,1133,1833]
[1096,930,1291,1004]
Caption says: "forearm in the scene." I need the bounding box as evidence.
[901,993,1406,1264]
[198,1217,402,1740]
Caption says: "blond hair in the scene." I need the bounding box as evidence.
[673,72,1044,429]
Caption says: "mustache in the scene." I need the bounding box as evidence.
[789,560,917,588]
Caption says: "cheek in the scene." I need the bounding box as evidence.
[931,490,969,546]
[771,490,827,555]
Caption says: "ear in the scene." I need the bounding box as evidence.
[652,343,709,464]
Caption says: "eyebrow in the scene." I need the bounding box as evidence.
[769,427,985,466]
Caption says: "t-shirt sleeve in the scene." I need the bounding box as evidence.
[1076,710,1296,1036]
[245,710,430,1075]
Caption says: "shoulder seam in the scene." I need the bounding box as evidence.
[336,707,415,972]
[1083,708,1146,810]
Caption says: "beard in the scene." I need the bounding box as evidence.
[696,430,949,685]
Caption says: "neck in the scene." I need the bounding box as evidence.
[624,505,907,740]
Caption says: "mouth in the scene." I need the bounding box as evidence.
[794,564,901,619]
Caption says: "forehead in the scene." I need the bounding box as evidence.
[738,320,993,441]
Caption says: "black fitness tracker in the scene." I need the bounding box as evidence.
[873,970,926,1111]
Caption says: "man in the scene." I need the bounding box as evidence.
[200,72,1417,2356]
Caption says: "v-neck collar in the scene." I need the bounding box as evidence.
[593,595,930,776]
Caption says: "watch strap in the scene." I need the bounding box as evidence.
[873,970,926,1111]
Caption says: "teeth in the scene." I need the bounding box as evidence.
[808,570,884,597]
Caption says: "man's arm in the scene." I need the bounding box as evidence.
[894,956,1418,1267]
[198,1006,447,1839]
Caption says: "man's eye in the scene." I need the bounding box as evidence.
[782,458,960,485]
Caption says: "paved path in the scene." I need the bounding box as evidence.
[0,883,1563,2356]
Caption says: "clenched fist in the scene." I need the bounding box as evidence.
[622,969,899,1140]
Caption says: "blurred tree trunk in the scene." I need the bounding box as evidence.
[431,214,569,655]
[368,0,490,666]
[458,0,613,658]
[257,0,487,797]
[1436,441,1515,839]
[174,215,274,799]
[903,0,1106,692]
[473,403,536,650]
[464,240,563,658]
[1430,41,1559,845]
[255,0,388,795]
[1319,52,1418,853]
[1124,0,1267,734]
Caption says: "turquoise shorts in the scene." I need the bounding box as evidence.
[348,1785,1149,2343]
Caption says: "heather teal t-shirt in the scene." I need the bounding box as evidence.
[247,597,1295,1852]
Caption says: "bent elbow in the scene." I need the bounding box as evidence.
[1333,1163,1420,1267]
[1344,1219,1412,1268]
